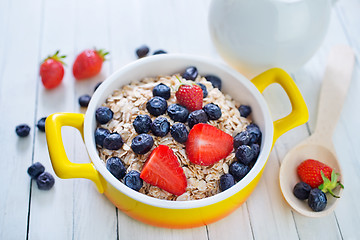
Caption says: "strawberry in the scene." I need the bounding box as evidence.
[175,78,203,112]
[140,145,187,196]
[186,123,233,166]
[72,48,109,80]
[40,50,66,89]
[297,159,344,198]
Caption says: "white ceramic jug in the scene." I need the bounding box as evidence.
[208,0,334,78]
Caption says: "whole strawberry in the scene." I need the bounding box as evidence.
[297,159,343,198]
[175,78,203,112]
[40,50,66,89]
[73,48,109,80]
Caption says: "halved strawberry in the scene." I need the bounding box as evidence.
[140,145,187,196]
[186,123,233,166]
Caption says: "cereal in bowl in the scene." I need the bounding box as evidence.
[95,66,262,201]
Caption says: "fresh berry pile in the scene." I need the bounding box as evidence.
[27,162,55,190]
[95,67,263,198]
[293,159,344,212]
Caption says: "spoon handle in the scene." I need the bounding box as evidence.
[314,45,355,142]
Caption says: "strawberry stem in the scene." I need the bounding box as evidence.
[95,48,109,61]
[42,50,66,66]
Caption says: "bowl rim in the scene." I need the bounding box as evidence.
[84,53,274,209]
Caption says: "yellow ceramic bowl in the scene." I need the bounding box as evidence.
[45,54,308,229]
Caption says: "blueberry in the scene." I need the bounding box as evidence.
[146,96,168,116]
[151,117,170,137]
[124,170,143,191]
[15,124,30,137]
[235,145,255,165]
[36,172,55,190]
[205,75,222,90]
[94,128,110,147]
[239,105,252,118]
[293,182,312,200]
[187,109,208,128]
[229,161,250,182]
[37,117,47,132]
[94,81,102,92]
[197,83,208,98]
[103,133,123,150]
[27,162,45,179]
[308,188,327,212]
[136,45,149,58]
[233,131,251,149]
[246,124,262,144]
[251,143,260,159]
[182,66,198,81]
[153,50,167,55]
[167,104,189,123]
[106,157,126,180]
[203,103,222,120]
[95,107,113,124]
[79,94,91,107]
[219,173,235,191]
[131,133,154,154]
[170,123,189,143]
[133,115,152,134]
[153,83,171,100]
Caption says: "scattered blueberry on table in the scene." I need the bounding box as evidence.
[167,104,189,123]
[219,173,235,191]
[170,123,189,143]
[153,83,171,100]
[238,105,252,118]
[27,162,45,179]
[153,50,167,55]
[15,124,30,137]
[37,117,47,132]
[151,117,170,137]
[146,96,168,116]
[197,83,208,98]
[136,45,150,58]
[131,133,154,154]
[95,106,113,124]
[124,170,143,191]
[133,115,152,134]
[94,81,102,92]
[36,172,55,190]
[182,66,198,81]
[203,103,221,120]
[106,157,126,180]
[204,74,222,90]
[187,109,208,128]
[94,128,110,147]
[79,94,91,107]
[103,132,123,150]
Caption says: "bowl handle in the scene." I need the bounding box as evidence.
[251,68,309,142]
[45,113,104,193]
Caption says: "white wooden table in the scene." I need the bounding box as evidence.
[1,0,359,239]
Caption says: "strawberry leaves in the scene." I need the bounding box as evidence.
[318,170,344,198]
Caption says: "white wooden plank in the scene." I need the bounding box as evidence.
[0,0,42,239]
[27,0,76,239]
[71,0,118,239]
[0,0,10,76]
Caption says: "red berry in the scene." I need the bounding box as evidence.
[297,159,332,188]
[175,84,203,112]
[140,145,187,196]
[40,50,66,89]
[73,49,109,80]
[186,123,233,166]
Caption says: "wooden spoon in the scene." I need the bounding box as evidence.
[279,45,355,217]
